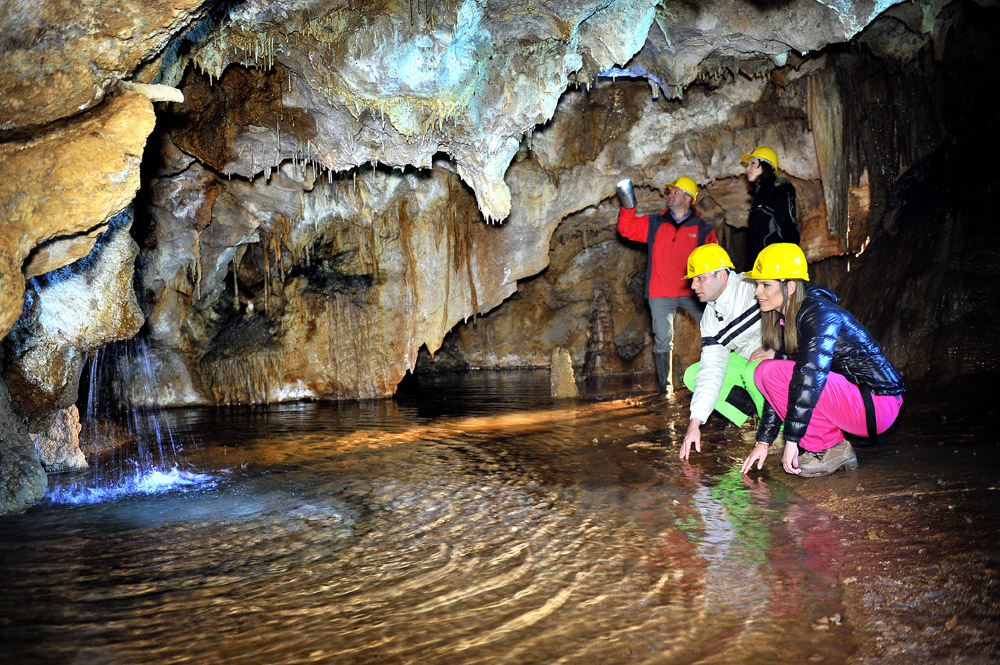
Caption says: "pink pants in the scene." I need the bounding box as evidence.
[754,360,903,452]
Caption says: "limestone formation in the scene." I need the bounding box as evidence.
[159,0,661,223]
[2,217,144,426]
[30,406,87,474]
[0,0,925,412]
[0,380,47,515]
[420,1,998,382]
[0,0,211,133]
[136,158,521,405]
[0,91,155,340]
[550,347,580,398]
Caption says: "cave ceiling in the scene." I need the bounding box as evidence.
[2,0,908,221]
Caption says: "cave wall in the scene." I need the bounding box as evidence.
[125,0,912,405]
[421,0,1000,386]
[831,0,1000,385]
[0,0,918,406]
[137,143,525,405]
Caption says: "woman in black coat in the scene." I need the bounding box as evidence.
[742,146,799,270]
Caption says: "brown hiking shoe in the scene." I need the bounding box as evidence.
[798,440,858,477]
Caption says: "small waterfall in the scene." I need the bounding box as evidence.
[45,337,216,504]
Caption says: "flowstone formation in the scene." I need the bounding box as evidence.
[159,0,660,223]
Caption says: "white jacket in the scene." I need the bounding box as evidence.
[689,271,763,423]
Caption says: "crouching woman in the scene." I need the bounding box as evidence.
[739,244,904,478]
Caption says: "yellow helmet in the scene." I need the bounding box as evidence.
[685,244,734,278]
[745,243,809,280]
[668,176,698,203]
[741,146,779,171]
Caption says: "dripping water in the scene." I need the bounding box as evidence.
[45,336,216,504]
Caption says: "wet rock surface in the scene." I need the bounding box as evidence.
[0,91,154,340]
[0,380,47,515]
[2,217,144,426]
[29,406,87,474]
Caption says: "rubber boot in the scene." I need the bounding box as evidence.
[654,352,673,398]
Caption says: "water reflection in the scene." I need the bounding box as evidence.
[1,371,854,664]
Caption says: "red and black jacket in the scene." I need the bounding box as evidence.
[618,206,717,298]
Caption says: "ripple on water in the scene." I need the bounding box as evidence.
[2,376,858,665]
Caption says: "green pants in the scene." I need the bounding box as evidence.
[683,354,765,427]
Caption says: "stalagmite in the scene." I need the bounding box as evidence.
[550,348,579,398]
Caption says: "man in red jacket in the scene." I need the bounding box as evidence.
[617,176,718,397]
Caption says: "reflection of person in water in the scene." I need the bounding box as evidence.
[677,462,851,648]
[679,463,772,616]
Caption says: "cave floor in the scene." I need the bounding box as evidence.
[0,371,997,664]
[584,372,1000,665]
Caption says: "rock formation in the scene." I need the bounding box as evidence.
[1,0,998,512]
[550,347,580,398]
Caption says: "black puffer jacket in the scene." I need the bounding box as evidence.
[758,283,904,445]
[747,179,799,268]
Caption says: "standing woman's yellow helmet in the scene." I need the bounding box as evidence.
[741,146,779,171]
[744,243,809,280]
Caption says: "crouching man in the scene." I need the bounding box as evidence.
[679,244,772,459]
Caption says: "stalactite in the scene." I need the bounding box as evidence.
[367,215,380,283]
[193,234,203,301]
[235,245,249,309]
[263,239,271,316]
[440,173,479,320]
[583,289,616,377]
[464,227,478,321]
[202,351,282,405]
[807,67,847,244]
[441,178,453,343]
[393,198,419,345]
[278,216,294,265]
[232,252,239,310]
[275,232,285,282]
